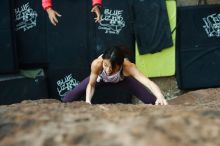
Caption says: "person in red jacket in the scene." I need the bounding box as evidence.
[42,0,102,26]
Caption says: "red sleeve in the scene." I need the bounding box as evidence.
[92,0,102,6]
[42,0,52,10]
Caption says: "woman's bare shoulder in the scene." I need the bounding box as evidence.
[91,58,103,72]
[123,59,135,68]
[123,59,136,76]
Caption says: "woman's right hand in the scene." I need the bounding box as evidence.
[46,8,62,26]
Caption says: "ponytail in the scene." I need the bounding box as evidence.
[115,45,132,56]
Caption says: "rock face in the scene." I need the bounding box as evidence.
[1,88,220,146]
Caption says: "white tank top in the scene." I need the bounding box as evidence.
[97,67,124,83]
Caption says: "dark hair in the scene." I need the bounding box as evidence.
[102,45,131,70]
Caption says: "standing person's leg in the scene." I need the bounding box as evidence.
[119,77,157,104]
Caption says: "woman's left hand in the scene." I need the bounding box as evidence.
[155,98,168,105]
[91,5,101,23]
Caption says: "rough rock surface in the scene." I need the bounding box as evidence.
[1,88,220,146]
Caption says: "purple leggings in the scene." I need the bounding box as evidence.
[63,76,156,104]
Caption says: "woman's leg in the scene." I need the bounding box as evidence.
[62,76,105,102]
[119,77,157,104]
[62,76,90,102]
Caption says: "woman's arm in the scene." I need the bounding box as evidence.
[86,73,97,104]
[86,59,102,104]
[124,61,168,105]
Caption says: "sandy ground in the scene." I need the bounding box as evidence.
[0,88,220,146]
